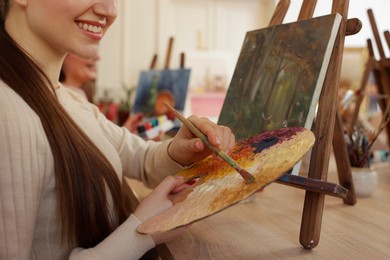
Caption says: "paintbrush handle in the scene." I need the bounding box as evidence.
[163,102,224,154]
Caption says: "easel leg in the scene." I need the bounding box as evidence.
[333,112,356,205]
[299,0,350,249]
[300,192,325,249]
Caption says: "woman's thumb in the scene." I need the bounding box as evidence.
[154,176,185,195]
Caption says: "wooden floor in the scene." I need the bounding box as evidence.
[128,155,390,259]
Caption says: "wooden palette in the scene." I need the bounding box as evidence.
[137,127,315,234]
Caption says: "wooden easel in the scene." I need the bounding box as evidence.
[149,37,186,70]
[267,0,360,249]
[349,41,375,130]
[366,9,390,148]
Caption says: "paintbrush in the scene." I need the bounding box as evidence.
[163,102,256,184]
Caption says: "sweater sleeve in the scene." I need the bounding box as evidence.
[0,84,52,259]
[87,102,184,188]
[69,214,155,260]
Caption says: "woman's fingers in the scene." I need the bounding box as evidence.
[134,176,186,222]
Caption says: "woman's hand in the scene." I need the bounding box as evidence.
[122,112,165,141]
[134,175,191,244]
[134,176,186,222]
[168,116,235,166]
[122,113,144,133]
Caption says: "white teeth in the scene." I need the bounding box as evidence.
[77,22,102,33]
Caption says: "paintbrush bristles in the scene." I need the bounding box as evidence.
[238,168,257,185]
[163,102,255,184]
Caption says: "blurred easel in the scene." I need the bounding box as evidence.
[365,9,390,148]
[149,37,186,70]
[268,0,361,249]
[349,41,375,129]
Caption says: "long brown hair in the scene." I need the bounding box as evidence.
[0,2,126,248]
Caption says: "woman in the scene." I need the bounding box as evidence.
[0,0,235,259]
[60,53,100,102]
[60,52,161,139]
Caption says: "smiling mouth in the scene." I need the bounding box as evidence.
[76,22,103,34]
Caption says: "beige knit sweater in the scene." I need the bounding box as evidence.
[0,81,183,259]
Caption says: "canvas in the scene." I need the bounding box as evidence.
[218,14,342,141]
[132,69,191,121]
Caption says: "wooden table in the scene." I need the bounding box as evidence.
[127,156,390,259]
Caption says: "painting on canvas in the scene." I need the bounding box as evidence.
[133,69,191,119]
[218,14,341,141]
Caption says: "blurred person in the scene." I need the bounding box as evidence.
[61,53,154,137]
[60,52,99,102]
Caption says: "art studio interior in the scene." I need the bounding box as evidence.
[1,0,390,259]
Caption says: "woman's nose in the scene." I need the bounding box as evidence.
[93,0,118,20]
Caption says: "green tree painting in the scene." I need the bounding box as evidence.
[218,14,341,140]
